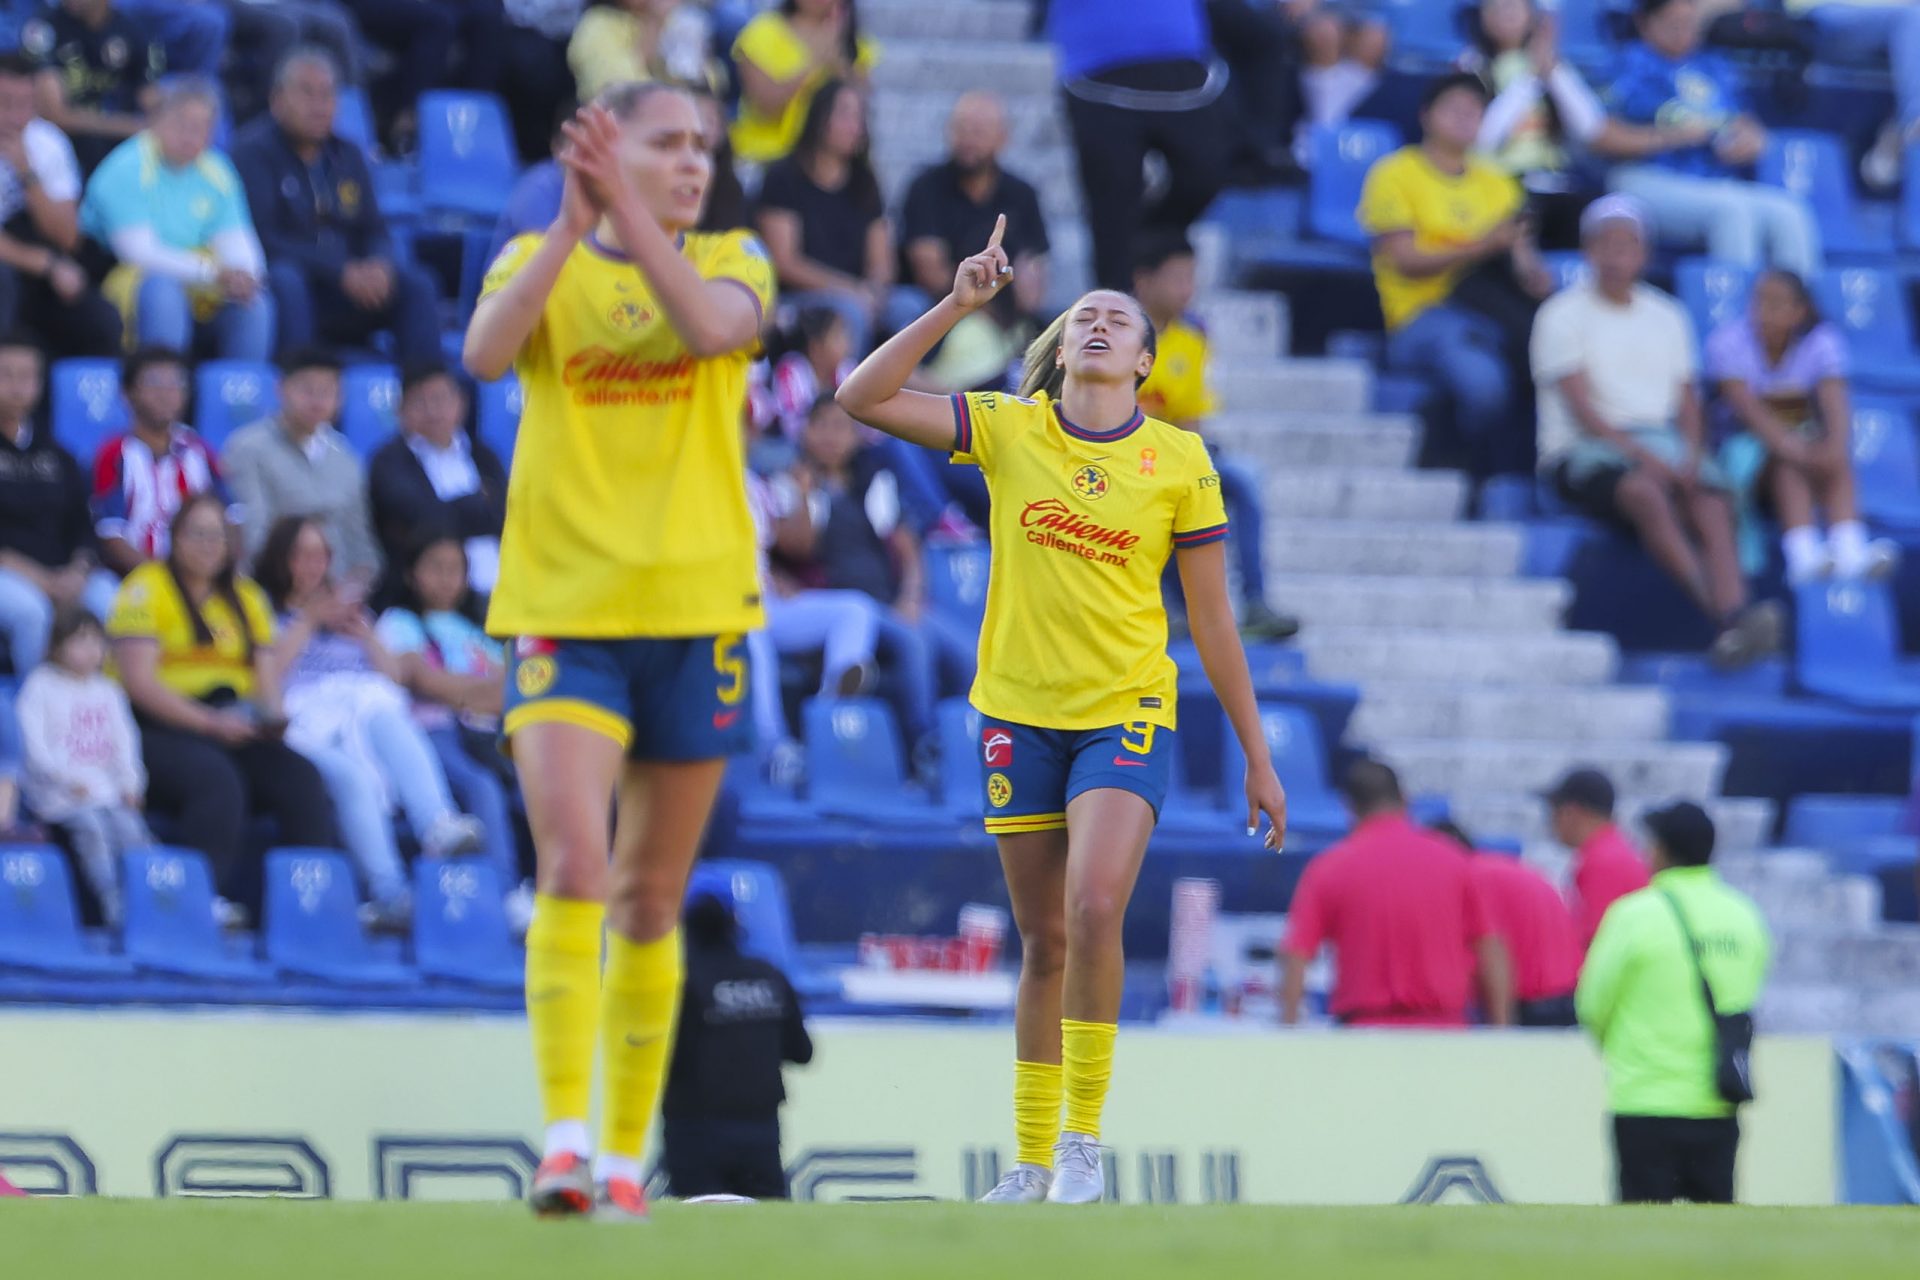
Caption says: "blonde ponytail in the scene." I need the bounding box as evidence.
[1018,309,1070,400]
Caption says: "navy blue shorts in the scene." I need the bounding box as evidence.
[502,634,752,761]
[978,715,1175,835]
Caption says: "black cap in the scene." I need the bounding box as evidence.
[1643,801,1716,867]
[1543,767,1615,815]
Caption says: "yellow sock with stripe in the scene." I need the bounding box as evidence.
[524,894,605,1143]
[1061,1019,1118,1140]
[597,928,685,1162]
[1013,1060,1064,1168]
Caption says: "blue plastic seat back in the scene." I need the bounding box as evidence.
[1540,251,1590,294]
[686,858,801,976]
[475,373,523,464]
[1674,259,1754,340]
[1220,702,1334,804]
[1308,121,1400,246]
[925,544,990,631]
[194,360,279,451]
[418,91,519,218]
[49,358,127,463]
[121,847,227,967]
[1815,267,1915,365]
[265,847,373,967]
[937,697,983,814]
[0,844,85,963]
[1784,795,1911,849]
[413,860,519,974]
[335,85,376,154]
[803,697,908,810]
[1375,0,1468,60]
[1850,399,1920,515]
[339,363,401,459]
[1795,581,1900,682]
[1760,130,1860,248]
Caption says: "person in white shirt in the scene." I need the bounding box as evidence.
[366,362,509,599]
[1531,194,1781,669]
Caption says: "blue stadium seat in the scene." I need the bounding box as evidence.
[194,360,278,450]
[1850,398,1920,531]
[1785,795,1911,849]
[1556,0,1625,69]
[936,697,982,817]
[1307,121,1400,246]
[1540,251,1589,294]
[475,373,522,463]
[412,860,522,990]
[0,845,133,975]
[1812,267,1920,394]
[1760,129,1897,262]
[686,858,804,979]
[1794,581,1920,711]
[1218,703,1348,840]
[121,848,271,980]
[264,848,415,985]
[335,85,375,154]
[1158,732,1234,836]
[926,543,990,632]
[1201,187,1308,271]
[1375,0,1468,62]
[49,357,126,463]
[801,696,931,823]
[338,363,400,458]
[418,90,519,219]
[373,159,420,221]
[1673,259,1754,340]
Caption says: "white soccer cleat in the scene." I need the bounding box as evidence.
[1045,1133,1104,1204]
[977,1163,1051,1203]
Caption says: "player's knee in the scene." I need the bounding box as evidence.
[1065,885,1126,946]
[1020,920,1068,978]
[534,838,609,902]
[604,869,683,941]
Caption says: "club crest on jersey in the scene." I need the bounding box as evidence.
[608,299,654,331]
[1070,464,1110,502]
[982,728,1013,767]
[516,656,557,698]
[987,773,1013,808]
[1139,448,1158,476]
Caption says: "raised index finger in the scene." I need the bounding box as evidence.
[986,213,1006,251]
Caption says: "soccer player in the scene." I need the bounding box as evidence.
[461,83,776,1223]
[836,218,1288,1204]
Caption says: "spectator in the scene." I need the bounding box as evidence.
[662,893,814,1200]
[16,607,149,926]
[366,362,507,598]
[1577,801,1770,1204]
[1360,72,1549,478]
[92,346,234,574]
[335,0,459,150]
[231,47,441,367]
[114,1,228,85]
[730,0,877,168]
[758,303,852,444]
[106,491,338,918]
[222,347,381,582]
[898,92,1051,323]
[255,514,487,930]
[1605,0,1820,274]
[1279,759,1514,1027]
[80,77,273,360]
[1132,232,1297,641]
[21,0,168,174]
[756,79,911,353]
[0,334,116,673]
[1531,195,1782,668]
[212,0,367,126]
[691,82,750,235]
[1706,268,1898,585]
[0,54,120,356]
[489,99,571,263]
[1432,819,1582,1027]
[1839,2,1920,191]
[568,0,715,102]
[1296,1,1389,141]
[1205,0,1307,183]
[498,0,581,163]
[1543,766,1653,952]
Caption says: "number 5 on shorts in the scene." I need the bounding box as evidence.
[714,635,746,706]
[1121,721,1156,755]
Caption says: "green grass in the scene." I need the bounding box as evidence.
[7,1200,1920,1279]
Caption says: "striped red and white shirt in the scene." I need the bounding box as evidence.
[91,427,235,560]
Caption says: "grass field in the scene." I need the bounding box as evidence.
[6,1199,1920,1279]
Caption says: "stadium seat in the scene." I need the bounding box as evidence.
[1307,121,1400,246]
[0,845,134,976]
[193,360,279,450]
[418,90,519,219]
[475,374,522,463]
[936,697,982,817]
[1673,259,1753,340]
[49,357,127,462]
[1375,0,1468,62]
[926,544,990,632]
[121,848,272,981]
[1812,268,1920,395]
[412,861,522,991]
[1759,129,1897,262]
[1785,795,1911,849]
[1218,703,1348,840]
[338,363,401,458]
[686,858,804,978]
[1851,398,1920,531]
[801,697,932,823]
[373,159,420,221]
[335,85,375,154]
[264,848,415,986]
[1794,580,1920,711]
[1556,0,1625,69]
[1158,733,1235,836]
[1540,251,1589,294]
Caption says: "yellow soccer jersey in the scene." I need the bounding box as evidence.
[1357,146,1522,331]
[1137,314,1217,428]
[481,228,776,639]
[951,390,1228,732]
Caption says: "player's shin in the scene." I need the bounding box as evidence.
[525,894,606,1152]
[596,927,685,1180]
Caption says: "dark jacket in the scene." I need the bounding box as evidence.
[0,426,93,571]
[663,943,813,1123]
[229,117,391,280]
[366,431,509,571]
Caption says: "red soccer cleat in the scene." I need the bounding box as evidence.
[592,1176,650,1223]
[529,1152,593,1218]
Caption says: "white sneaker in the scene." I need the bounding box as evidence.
[422,814,486,860]
[977,1163,1051,1203]
[1859,539,1902,582]
[1045,1133,1104,1204]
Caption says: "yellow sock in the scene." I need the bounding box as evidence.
[525,894,605,1129]
[1061,1019,1118,1140]
[598,927,684,1160]
[1013,1060,1064,1168]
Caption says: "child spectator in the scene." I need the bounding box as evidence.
[760,304,853,444]
[16,607,148,925]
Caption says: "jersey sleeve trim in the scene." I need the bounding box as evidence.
[1173,522,1229,547]
[713,276,768,325]
[950,393,973,455]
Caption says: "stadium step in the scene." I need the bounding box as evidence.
[1213,359,1372,416]
[1719,858,1883,934]
[1264,466,1466,523]
[1193,291,1289,364]
[1772,925,1920,989]
[1371,738,1728,801]
[1348,683,1671,745]
[1267,574,1569,632]
[1264,522,1522,579]
[860,0,1036,42]
[1758,983,1865,1034]
[1295,626,1612,691]
[1215,412,1420,471]
[1454,794,1775,852]
[870,39,1058,97]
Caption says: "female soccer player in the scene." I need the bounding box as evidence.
[837,219,1289,1205]
[462,83,775,1223]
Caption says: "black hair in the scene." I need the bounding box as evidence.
[0,328,43,357]
[253,514,326,613]
[0,52,38,80]
[685,893,739,949]
[779,0,862,64]
[278,346,343,378]
[1420,70,1491,115]
[1755,268,1821,339]
[1340,758,1405,817]
[46,606,105,665]
[1636,0,1686,18]
[400,360,461,400]
[1429,819,1477,852]
[805,390,844,423]
[163,492,258,662]
[390,524,484,627]
[1131,230,1196,280]
[792,79,880,215]
[121,346,188,393]
[1469,0,1536,59]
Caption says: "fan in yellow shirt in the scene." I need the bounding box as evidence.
[730,0,880,165]
[836,216,1288,1208]
[460,83,773,1225]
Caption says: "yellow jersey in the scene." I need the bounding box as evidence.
[1357,146,1522,331]
[729,13,881,164]
[481,228,776,640]
[1137,314,1217,428]
[105,561,276,700]
[952,390,1228,732]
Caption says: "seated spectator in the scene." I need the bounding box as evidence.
[756,80,913,353]
[231,48,441,366]
[757,303,852,444]
[16,607,149,926]
[1431,819,1582,1027]
[898,92,1051,323]
[1360,72,1550,477]
[499,0,581,163]
[1839,2,1920,190]
[0,54,120,355]
[1532,196,1782,667]
[255,514,487,931]
[0,334,117,673]
[1707,268,1898,585]
[1543,766,1652,952]
[1297,1,1389,142]
[92,346,234,575]
[568,0,715,101]
[22,0,168,174]
[1204,0,1307,184]
[1132,233,1297,641]
[730,0,876,168]
[334,0,461,152]
[212,0,368,126]
[1604,0,1819,274]
[222,347,381,582]
[80,77,273,360]
[691,82,749,235]
[1279,759,1514,1027]
[367,362,506,598]
[107,492,338,919]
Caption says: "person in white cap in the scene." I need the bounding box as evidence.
[1531,195,1783,669]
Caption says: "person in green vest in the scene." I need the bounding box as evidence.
[1575,799,1771,1204]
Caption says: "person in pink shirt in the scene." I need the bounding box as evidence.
[1546,767,1653,950]
[1280,761,1514,1028]
[1433,820,1583,1027]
